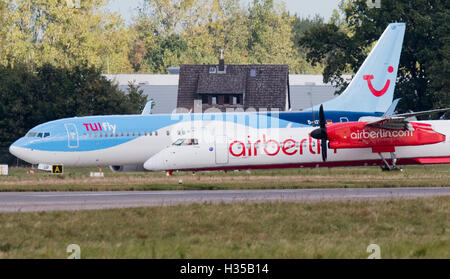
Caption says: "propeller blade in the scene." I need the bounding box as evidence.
[317,104,328,162]
[319,104,325,129]
[321,139,327,162]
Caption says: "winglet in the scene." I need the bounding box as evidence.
[141,100,154,115]
[383,98,401,117]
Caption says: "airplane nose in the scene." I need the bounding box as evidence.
[9,144,19,157]
[9,138,26,157]
[9,143,29,162]
[143,153,167,171]
[9,139,36,163]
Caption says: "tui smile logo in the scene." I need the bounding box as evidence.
[363,66,394,97]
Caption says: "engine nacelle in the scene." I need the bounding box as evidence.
[109,164,146,172]
[327,122,445,151]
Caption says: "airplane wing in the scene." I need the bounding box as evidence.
[393,108,450,118]
[365,117,413,130]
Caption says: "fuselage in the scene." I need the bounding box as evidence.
[144,120,450,171]
[10,110,383,167]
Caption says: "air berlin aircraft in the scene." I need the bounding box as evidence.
[144,106,450,173]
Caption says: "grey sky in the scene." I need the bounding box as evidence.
[106,0,341,25]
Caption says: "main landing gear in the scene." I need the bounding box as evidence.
[378,152,403,172]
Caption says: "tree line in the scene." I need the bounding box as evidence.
[1,0,447,111]
[0,0,448,164]
[0,0,325,74]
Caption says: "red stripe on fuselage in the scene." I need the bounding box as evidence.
[169,157,450,172]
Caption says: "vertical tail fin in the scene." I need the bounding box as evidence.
[317,23,406,113]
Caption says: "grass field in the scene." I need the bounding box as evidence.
[0,196,449,258]
[0,165,450,191]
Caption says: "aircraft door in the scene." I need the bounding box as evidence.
[215,135,229,164]
[65,123,79,148]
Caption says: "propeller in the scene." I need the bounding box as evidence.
[310,104,328,161]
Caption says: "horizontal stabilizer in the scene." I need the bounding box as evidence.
[394,108,450,118]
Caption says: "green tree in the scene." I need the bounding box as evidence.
[291,14,326,74]
[145,34,188,73]
[246,0,296,67]
[299,0,450,112]
[134,0,304,73]
[0,0,133,73]
[129,39,148,72]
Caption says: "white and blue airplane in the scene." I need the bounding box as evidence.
[9,23,406,171]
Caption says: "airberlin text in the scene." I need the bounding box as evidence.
[351,129,413,140]
[229,134,325,157]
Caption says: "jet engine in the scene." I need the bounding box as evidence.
[109,164,146,172]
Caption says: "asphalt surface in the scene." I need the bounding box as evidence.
[0,187,449,212]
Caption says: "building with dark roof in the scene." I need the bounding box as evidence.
[176,60,290,112]
[104,73,350,114]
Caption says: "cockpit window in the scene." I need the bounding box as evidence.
[26,132,50,138]
[172,139,185,146]
[172,138,199,146]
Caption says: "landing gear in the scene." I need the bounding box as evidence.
[378,152,403,171]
